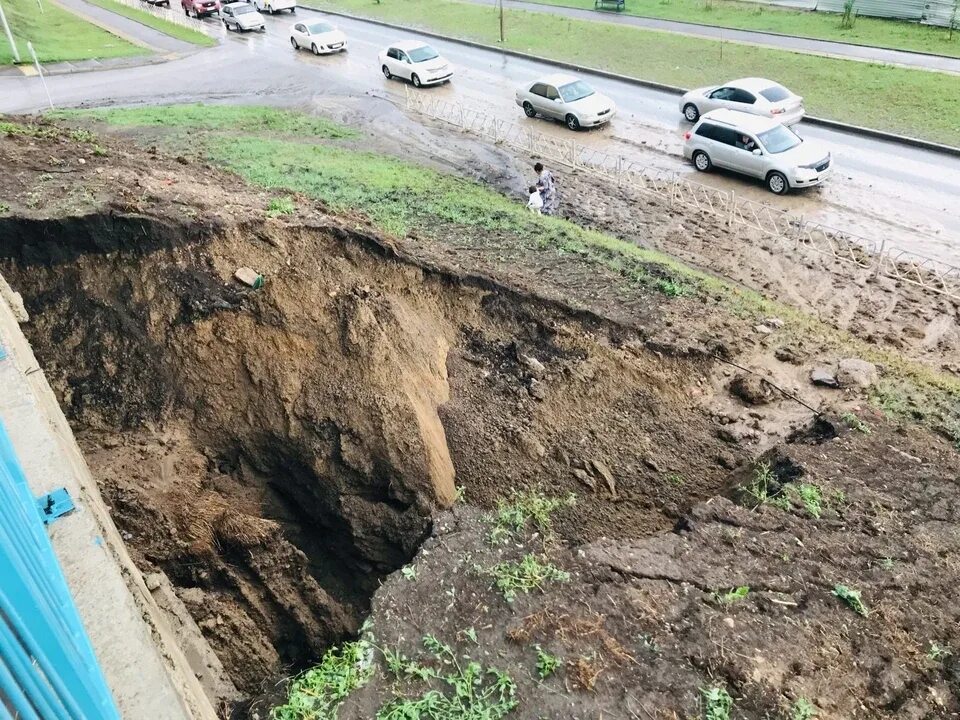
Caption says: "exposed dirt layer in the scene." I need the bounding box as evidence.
[347,419,960,719]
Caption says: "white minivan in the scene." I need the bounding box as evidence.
[683,109,832,195]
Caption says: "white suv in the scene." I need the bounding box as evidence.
[683,109,832,195]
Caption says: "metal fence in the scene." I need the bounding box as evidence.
[0,420,121,720]
[404,89,960,300]
[815,0,958,27]
[107,0,216,35]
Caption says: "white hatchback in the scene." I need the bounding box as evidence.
[290,19,347,54]
[680,77,804,126]
[683,109,832,195]
[378,40,453,87]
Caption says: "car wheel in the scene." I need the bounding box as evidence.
[311,43,319,55]
[289,6,294,11]
[522,101,536,118]
[183,6,189,14]
[411,73,421,88]
[290,36,298,49]
[565,114,580,131]
[767,171,789,195]
[683,103,700,123]
[692,150,712,172]
[382,65,391,79]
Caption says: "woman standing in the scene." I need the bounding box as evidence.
[534,162,559,216]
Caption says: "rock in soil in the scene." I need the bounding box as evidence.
[837,357,879,388]
[728,373,773,406]
[810,366,839,388]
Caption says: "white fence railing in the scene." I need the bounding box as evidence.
[105,0,216,35]
[405,89,960,300]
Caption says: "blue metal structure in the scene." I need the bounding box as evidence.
[0,419,121,720]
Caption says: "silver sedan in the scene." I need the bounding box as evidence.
[515,74,616,131]
[679,77,804,126]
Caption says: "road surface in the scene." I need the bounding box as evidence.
[2,5,958,265]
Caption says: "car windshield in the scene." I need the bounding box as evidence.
[759,85,790,103]
[234,4,254,13]
[308,22,334,32]
[558,80,594,103]
[408,45,439,62]
[758,124,801,154]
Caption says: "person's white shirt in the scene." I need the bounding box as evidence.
[527,190,543,214]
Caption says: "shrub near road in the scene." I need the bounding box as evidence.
[0,0,143,63]
[312,0,960,146]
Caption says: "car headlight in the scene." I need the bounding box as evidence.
[794,167,817,181]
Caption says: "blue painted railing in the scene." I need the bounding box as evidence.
[0,419,121,720]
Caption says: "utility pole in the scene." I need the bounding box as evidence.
[499,0,504,43]
[0,0,21,64]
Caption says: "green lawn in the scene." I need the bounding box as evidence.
[313,0,960,146]
[0,0,144,64]
[526,0,960,58]
[84,0,217,46]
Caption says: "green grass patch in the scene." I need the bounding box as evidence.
[700,686,733,720]
[525,0,960,58]
[832,583,869,617]
[488,490,576,544]
[271,639,374,720]
[267,195,296,217]
[713,585,749,605]
[313,0,960,146]
[0,0,143,64]
[534,645,560,679]
[83,0,217,47]
[484,554,570,602]
[791,697,818,720]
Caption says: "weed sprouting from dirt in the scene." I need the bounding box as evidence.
[267,196,296,217]
[378,635,518,719]
[791,697,818,720]
[69,128,98,144]
[0,121,60,139]
[271,639,374,720]
[488,490,575,544]
[793,483,823,518]
[655,276,697,298]
[401,565,417,581]
[485,555,570,602]
[666,473,686,486]
[535,645,560,679]
[713,586,750,605]
[0,202,9,215]
[832,584,869,617]
[840,411,872,434]
[742,461,781,508]
[699,686,733,720]
[927,641,952,662]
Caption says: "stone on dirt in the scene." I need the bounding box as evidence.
[810,367,839,388]
[589,459,617,497]
[520,354,546,378]
[728,373,773,406]
[837,358,878,388]
[573,468,595,491]
[234,267,264,288]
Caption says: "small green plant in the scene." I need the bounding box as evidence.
[840,0,857,29]
[791,697,817,720]
[69,128,98,144]
[832,584,869,617]
[742,461,781,507]
[462,627,478,645]
[700,686,733,720]
[535,646,560,679]
[401,565,417,581]
[267,196,296,217]
[454,484,466,502]
[927,641,952,662]
[0,202,9,215]
[92,145,109,157]
[714,586,750,605]
[794,483,823,518]
[489,490,575,544]
[840,411,871,434]
[877,556,894,570]
[666,473,686,486]
[272,640,373,720]
[655,277,696,297]
[486,554,570,602]
[378,635,518,719]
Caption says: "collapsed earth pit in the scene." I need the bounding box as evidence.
[0,212,740,710]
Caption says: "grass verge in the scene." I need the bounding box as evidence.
[55,103,960,440]
[0,0,143,64]
[83,0,217,47]
[523,0,960,58]
[309,0,960,146]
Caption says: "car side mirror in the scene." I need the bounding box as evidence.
[554,97,562,103]
[752,148,762,156]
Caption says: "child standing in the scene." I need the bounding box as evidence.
[526,185,544,214]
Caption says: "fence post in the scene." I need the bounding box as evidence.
[727,190,736,227]
[0,0,20,64]
[872,237,887,279]
[27,42,52,109]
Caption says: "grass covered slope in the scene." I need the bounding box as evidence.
[312,0,960,146]
[0,0,143,64]
[528,0,960,58]
[83,0,217,47]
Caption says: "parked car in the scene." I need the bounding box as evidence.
[515,74,615,131]
[290,20,346,54]
[679,77,804,126]
[683,109,831,195]
[181,0,219,18]
[253,0,295,14]
[221,2,265,31]
[143,0,170,8]
[378,41,453,87]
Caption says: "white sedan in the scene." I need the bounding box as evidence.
[515,74,616,130]
[254,0,295,13]
[378,40,453,87]
[221,2,264,31]
[680,77,804,125]
[290,20,347,54]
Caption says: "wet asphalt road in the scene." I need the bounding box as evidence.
[2,6,959,264]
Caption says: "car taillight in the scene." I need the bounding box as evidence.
[683,132,691,140]
[771,108,785,114]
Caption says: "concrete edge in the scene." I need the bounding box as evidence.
[517,0,960,63]
[305,4,960,158]
[0,273,219,720]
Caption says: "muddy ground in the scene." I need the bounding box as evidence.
[1,112,958,719]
